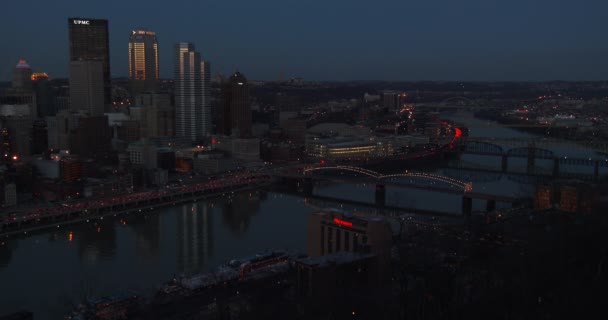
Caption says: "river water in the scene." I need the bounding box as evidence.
[0,112,602,318]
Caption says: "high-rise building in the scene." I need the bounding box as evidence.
[128,29,159,94]
[69,61,104,116]
[218,72,251,137]
[32,119,48,154]
[382,91,406,111]
[31,72,56,117]
[68,18,111,106]
[174,42,211,141]
[12,58,33,89]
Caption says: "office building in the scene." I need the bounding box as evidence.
[68,17,111,105]
[382,91,406,111]
[69,61,105,116]
[133,93,174,137]
[128,29,159,94]
[1,116,32,156]
[12,58,33,89]
[0,90,37,119]
[219,72,251,137]
[174,42,211,141]
[60,157,83,183]
[53,110,78,150]
[32,119,48,154]
[32,72,56,117]
[307,209,392,284]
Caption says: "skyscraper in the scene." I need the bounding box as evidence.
[219,72,251,137]
[174,42,211,141]
[12,58,32,89]
[68,18,111,106]
[69,61,104,116]
[32,72,55,117]
[128,29,159,94]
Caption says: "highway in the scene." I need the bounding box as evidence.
[1,172,272,237]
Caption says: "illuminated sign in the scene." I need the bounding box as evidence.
[333,217,353,227]
[73,19,90,25]
[132,30,156,36]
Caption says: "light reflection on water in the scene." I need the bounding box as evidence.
[0,111,599,318]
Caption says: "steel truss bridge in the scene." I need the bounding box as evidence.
[275,165,528,216]
[302,166,472,192]
[465,138,608,156]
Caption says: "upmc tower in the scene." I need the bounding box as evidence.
[68,18,111,106]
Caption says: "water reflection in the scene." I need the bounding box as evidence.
[128,214,161,261]
[177,203,214,275]
[221,192,262,236]
[0,240,16,267]
[75,220,117,264]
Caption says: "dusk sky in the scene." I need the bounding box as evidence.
[1,0,607,81]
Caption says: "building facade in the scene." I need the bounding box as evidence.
[134,93,175,138]
[174,43,211,141]
[128,29,159,94]
[68,17,111,106]
[12,58,33,89]
[219,72,251,137]
[306,209,393,285]
[69,61,105,116]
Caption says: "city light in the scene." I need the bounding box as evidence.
[333,217,353,227]
[454,127,462,138]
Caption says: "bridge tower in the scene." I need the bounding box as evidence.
[375,184,386,207]
[527,143,536,175]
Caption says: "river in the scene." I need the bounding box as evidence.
[0,112,602,318]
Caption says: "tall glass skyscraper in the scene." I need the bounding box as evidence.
[128,29,159,94]
[174,42,211,141]
[68,18,111,106]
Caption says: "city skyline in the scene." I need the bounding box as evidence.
[1,0,607,82]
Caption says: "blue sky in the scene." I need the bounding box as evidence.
[0,0,606,81]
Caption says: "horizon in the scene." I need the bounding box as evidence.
[1,0,607,82]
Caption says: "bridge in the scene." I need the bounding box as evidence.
[413,97,492,111]
[461,139,608,178]
[1,174,272,237]
[276,165,528,216]
[466,137,608,154]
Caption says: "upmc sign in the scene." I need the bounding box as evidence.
[73,19,90,25]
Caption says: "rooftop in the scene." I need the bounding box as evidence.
[15,58,31,69]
